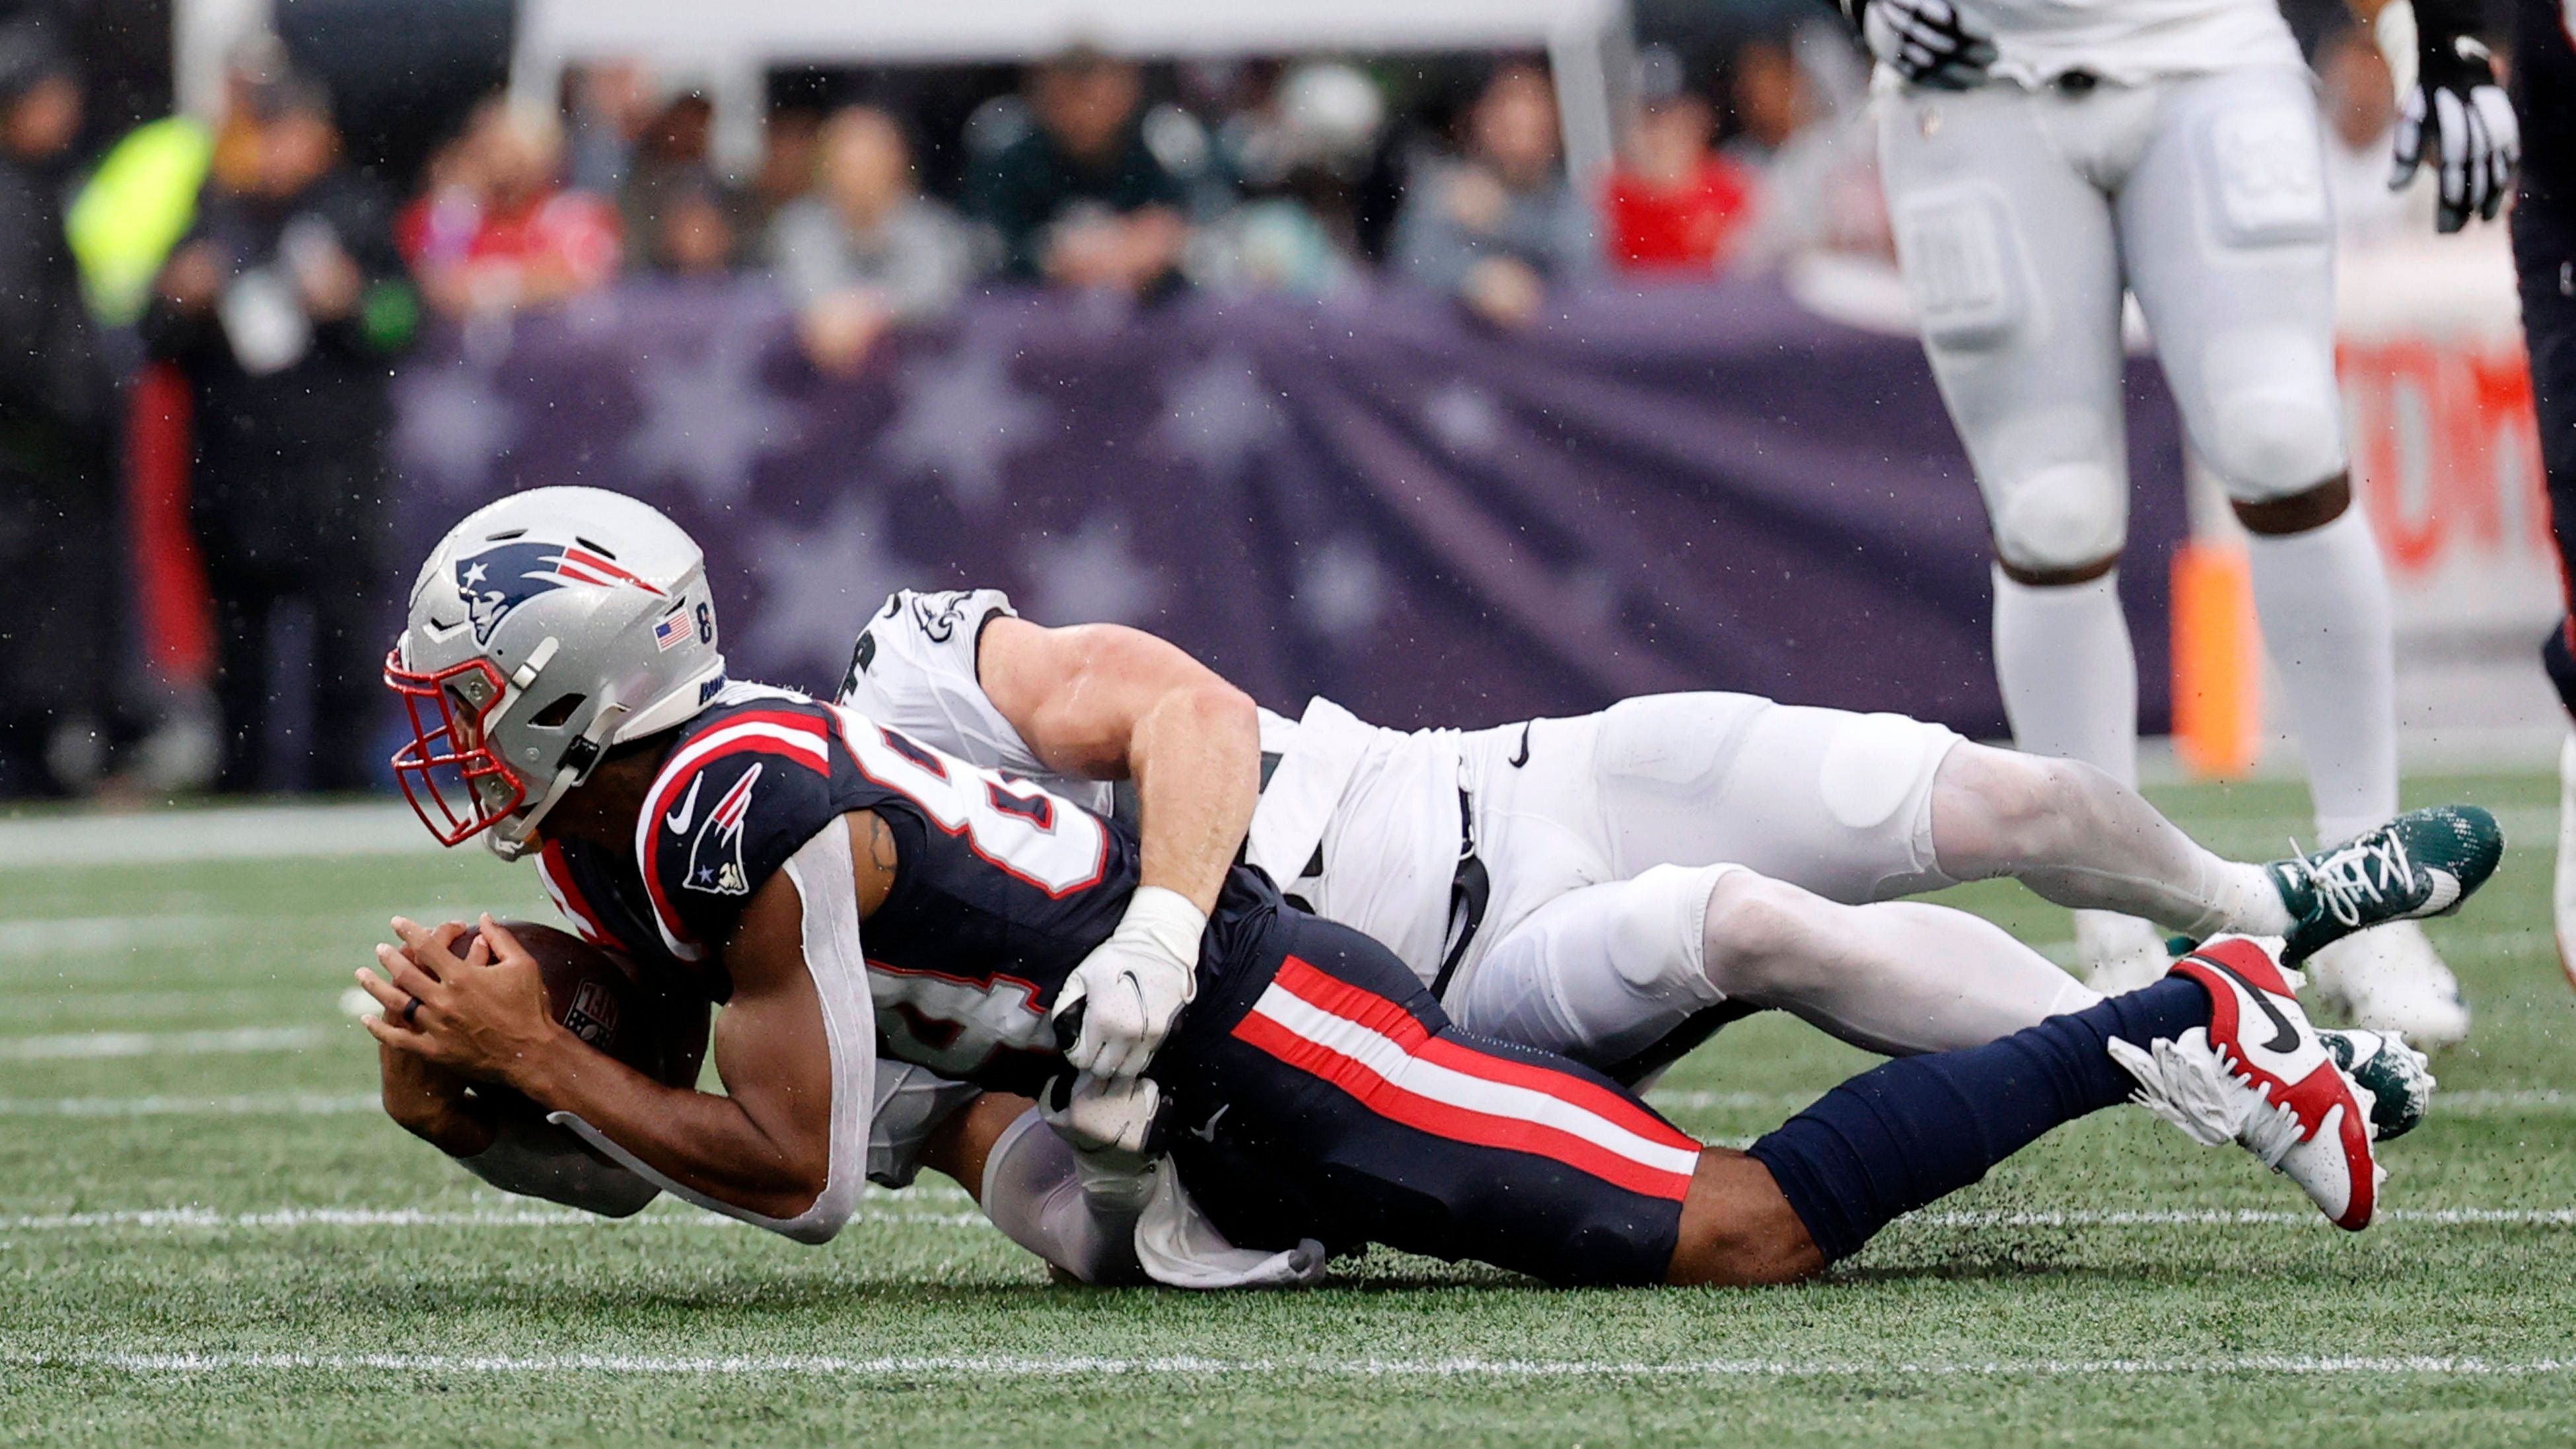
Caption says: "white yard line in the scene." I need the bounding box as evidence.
[1,1201,2565,1234]
[0,1092,380,1117]
[0,1082,2564,1118]
[0,1026,337,1061]
[0,1205,988,1231]
[0,803,437,868]
[1650,1086,2576,1115]
[0,905,546,965]
[11,1349,2576,1379]
[1914,1207,2576,1228]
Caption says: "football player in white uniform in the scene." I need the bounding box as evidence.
[1845,0,2515,1040]
[840,587,2492,1233]
[364,491,2427,1293]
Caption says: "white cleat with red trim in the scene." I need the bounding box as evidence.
[2106,937,2385,1231]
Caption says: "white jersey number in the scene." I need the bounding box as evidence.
[828,705,1108,897]
[870,965,1053,1078]
[828,704,1108,1074]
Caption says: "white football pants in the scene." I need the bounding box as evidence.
[1878,63,2348,572]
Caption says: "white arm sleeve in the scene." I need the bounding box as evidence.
[552,819,878,1244]
[978,1105,1147,1285]
[456,1113,662,1218]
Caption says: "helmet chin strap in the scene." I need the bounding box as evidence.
[482,651,629,861]
[485,701,630,861]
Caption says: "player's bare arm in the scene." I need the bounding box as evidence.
[976,615,1258,917]
[363,803,905,1220]
[978,615,1260,1079]
[362,898,829,1219]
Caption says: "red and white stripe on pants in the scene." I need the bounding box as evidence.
[1231,956,1703,1202]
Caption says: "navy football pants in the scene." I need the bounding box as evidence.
[2517,185,2576,717]
[1160,909,1699,1287]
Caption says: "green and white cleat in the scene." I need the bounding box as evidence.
[2266,806,2504,967]
[2318,1027,2435,1141]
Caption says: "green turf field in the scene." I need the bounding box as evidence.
[1,774,2571,1446]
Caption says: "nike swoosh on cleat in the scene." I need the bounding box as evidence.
[663,775,703,835]
[2419,872,2460,916]
[2210,959,2303,1055]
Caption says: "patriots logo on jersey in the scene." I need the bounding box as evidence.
[454,540,667,645]
[681,763,762,897]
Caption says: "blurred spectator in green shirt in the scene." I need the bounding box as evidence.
[968,50,1188,297]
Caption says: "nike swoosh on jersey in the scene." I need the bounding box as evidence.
[662,775,704,836]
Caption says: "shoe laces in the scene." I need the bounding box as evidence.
[2108,1030,2310,1166]
[2292,831,2415,929]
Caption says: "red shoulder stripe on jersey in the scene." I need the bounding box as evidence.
[535,841,627,953]
[1233,956,1700,1202]
[633,712,839,958]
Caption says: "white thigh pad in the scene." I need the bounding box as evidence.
[2200,103,2330,248]
[1892,184,2030,351]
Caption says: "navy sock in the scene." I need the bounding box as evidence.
[1746,975,2212,1262]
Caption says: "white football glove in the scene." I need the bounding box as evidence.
[1845,0,1998,90]
[2390,24,2519,233]
[1039,1069,1163,1215]
[1050,885,1204,1079]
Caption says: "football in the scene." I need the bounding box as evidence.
[454,920,711,1096]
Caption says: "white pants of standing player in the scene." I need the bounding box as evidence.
[1445,693,2280,1069]
[1877,65,2398,869]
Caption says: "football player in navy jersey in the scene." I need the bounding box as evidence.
[359,487,2422,1287]
[2514,0,2576,973]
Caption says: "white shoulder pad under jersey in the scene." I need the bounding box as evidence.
[834,588,1114,813]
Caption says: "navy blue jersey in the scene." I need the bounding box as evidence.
[2519,0,2576,198]
[537,684,1139,1094]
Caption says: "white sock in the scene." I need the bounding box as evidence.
[1991,565,2140,786]
[2246,509,2399,845]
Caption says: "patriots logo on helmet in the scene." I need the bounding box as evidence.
[454,541,668,645]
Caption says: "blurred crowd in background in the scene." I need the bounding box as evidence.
[0,0,2456,802]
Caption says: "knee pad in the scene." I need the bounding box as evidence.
[2200,328,2345,498]
[1598,865,1732,996]
[1989,459,2128,573]
[1818,713,1949,835]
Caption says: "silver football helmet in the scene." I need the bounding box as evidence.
[386,487,726,858]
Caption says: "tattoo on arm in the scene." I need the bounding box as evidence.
[867,811,901,875]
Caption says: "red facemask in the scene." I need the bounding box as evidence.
[384,649,526,845]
